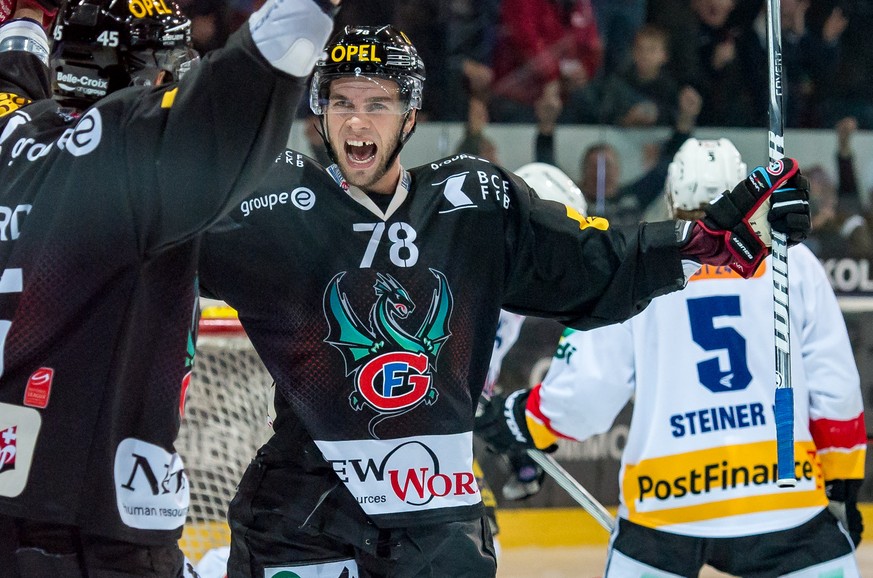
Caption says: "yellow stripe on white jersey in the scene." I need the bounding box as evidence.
[817,445,867,480]
[622,440,827,529]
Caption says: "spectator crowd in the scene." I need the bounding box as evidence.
[178,0,873,260]
[179,0,873,131]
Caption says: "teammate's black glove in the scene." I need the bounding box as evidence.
[474,389,557,454]
[680,158,810,278]
[502,448,546,501]
[826,478,864,546]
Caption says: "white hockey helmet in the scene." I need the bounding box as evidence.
[515,162,588,216]
[666,138,747,212]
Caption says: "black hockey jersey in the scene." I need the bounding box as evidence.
[199,152,687,527]
[0,28,306,545]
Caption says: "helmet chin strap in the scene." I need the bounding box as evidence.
[316,115,339,165]
[383,110,416,171]
[317,110,417,180]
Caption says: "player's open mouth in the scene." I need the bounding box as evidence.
[345,140,377,167]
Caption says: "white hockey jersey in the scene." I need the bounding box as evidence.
[528,244,866,537]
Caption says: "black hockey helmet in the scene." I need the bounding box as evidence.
[309,24,425,115]
[50,0,199,105]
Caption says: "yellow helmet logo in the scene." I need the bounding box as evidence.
[128,0,174,19]
[329,44,382,63]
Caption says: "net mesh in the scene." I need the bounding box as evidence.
[176,315,273,564]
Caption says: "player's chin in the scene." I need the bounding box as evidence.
[343,155,380,174]
[340,158,386,188]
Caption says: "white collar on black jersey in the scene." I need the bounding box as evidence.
[327,164,410,221]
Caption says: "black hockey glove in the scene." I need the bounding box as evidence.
[474,389,557,454]
[501,447,546,501]
[826,478,864,546]
[680,158,810,278]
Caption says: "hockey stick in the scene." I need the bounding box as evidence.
[526,449,615,532]
[766,0,795,488]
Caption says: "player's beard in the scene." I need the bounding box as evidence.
[336,131,402,194]
[340,150,394,192]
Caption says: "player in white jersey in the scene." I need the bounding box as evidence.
[478,139,865,577]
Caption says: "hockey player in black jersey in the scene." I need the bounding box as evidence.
[0,0,338,576]
[198,25,813,578]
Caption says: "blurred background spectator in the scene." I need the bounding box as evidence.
[804,117,873,260]
[730,0,846,129]
[172,0,873,131]
[804,164,873,261]
[572,85,702,226]
[465,80,703,226]
[591,0,646,73]
[489,0,602,123]
[443,0,500,122]
[569,23,680,126]
[779,0,847,128]
[835,116,866,213]
[812,0,873,129]
[453,97,501,163]
[683,0,754,127]
[393,0,450,121]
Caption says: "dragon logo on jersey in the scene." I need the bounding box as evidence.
[323,270,453,430]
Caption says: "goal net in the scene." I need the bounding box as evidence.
[176,300,273,565]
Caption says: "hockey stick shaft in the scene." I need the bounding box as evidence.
[527,449,615,532]
[766,0,795,488]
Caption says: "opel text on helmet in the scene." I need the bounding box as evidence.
[666,138,747,214]
[309,24,425,117]
[51,0,199,105]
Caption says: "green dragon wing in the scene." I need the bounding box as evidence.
[323,272,376,375]
[416,269,453,365]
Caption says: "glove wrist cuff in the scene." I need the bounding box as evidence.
[679,222,731,266]
[502,389,534,447]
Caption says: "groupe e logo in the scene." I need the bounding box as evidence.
[63,108,102,157]
[7,108,103,164]
[239,187,315,217]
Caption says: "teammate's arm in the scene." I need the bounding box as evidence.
[123,0,338,254]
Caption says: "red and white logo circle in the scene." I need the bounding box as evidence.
[766,160,784,176]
